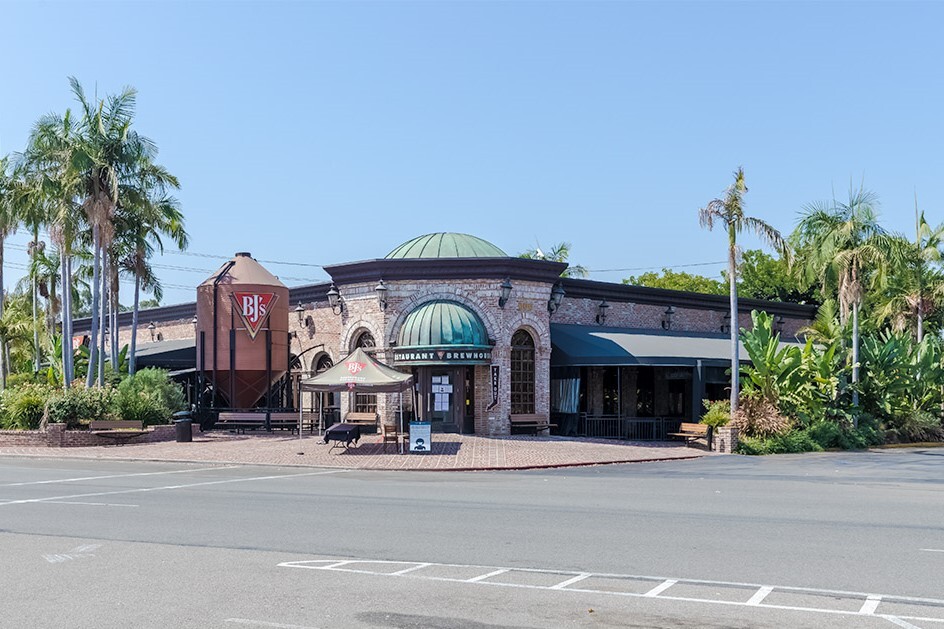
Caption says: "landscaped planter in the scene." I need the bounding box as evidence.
[0,422,198,448]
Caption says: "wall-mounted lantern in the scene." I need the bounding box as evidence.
[596,299,610,325]
[547,282,565,314]
[191,315,198,327]
[295,302,305,324]
[774,314,785,334]
[498,278,513,309]
[326,284,344,315]
[661,306,676,330]
[721,311,731,334]
[148,321,156,342]
[375,279,388,311]
[304,315,315,339]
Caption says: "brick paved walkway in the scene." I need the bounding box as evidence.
[0,431,706,471]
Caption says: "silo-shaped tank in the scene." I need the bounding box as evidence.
[195,252,289,409]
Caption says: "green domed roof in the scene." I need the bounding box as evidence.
[397,300,490,348]
[386,233,507,259]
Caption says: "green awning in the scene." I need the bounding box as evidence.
[551,323,752,367]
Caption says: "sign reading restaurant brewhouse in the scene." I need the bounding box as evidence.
[393,348,492,364]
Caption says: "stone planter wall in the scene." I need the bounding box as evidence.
[0,422,199,448]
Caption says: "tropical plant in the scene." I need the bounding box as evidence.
[115,368,185,425]
[519,242,589,278]
[700,399,730,428]
[698,168,790,412]
[793,184,900,422]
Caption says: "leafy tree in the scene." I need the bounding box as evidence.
[698,167,790,413]
[727,250,818,303]
[623,268,725,294]
[519,242,588,278]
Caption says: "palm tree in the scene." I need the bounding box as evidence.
[793,185,898,421]
[908,207,943,342]
[0,156,23,388]
[698,167,790,413]
[519,242,589,278]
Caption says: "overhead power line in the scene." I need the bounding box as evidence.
[588,260,727,273]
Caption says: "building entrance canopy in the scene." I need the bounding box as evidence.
[551,323,755,367]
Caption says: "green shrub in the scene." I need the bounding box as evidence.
[7,372,46,388]
[0,384,53,430]
[46,386,116,429]
[115,369,185,426]
[700,399,730,429]
[884,411,944,444]
[735,429,824,455]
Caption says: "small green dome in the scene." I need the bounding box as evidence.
[386,232,507,259]
[397,300,490,348]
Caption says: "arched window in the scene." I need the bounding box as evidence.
[353,331,377,413]
[511,329,535,414]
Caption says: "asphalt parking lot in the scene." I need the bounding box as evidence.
[1,448,942,628]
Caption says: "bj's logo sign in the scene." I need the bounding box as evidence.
[346,361,365,375]
[232,292,278,340]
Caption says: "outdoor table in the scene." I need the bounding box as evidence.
[323,423,361,450]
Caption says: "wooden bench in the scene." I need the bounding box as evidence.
[268,412,320,434]
[215,412,267,434]
[344,412,378,432]
[89,420,147,445]
[509,414,556,435]
[667,422,712,448]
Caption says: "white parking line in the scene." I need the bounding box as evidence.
[43,501,139,508]
[746,586,773,606]
[860,595,883,615]
[278,558,944,626]
[225,620,320,629]
[0,465,240,487]
[0,469,348,506]
[920,549,944,553]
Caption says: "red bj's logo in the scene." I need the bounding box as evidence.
[232,292,278,340]
[347,361,365,375]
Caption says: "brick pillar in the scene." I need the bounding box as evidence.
[711,426,739,453]
[46,423,65,447]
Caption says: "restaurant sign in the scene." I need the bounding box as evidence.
[232,292,278,340]
[393,348,492,365]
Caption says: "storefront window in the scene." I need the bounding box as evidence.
[511,330,535,414]
[353,331,377,413]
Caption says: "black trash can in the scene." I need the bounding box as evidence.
[174,418,193,442]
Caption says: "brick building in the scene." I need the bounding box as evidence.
[76,232,815,438]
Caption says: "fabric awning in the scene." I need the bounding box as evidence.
[298,347,413,392]
[551,323,757,367]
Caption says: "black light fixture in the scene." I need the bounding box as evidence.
[191,315,198,327]
[147,321,156,341]
[721,311,731,334]
[304,315,315,339]
[662,306,676,330]
[326,284,344,315]
[547,283,565,314]
[498,278,513,309]
[375,279,388,311]
[596,299,610,325]
[774,314,785,334]
[295,302,305,324]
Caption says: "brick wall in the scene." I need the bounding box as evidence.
[0,423,197,448]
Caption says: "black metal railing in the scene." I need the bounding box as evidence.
[577,414,684,441]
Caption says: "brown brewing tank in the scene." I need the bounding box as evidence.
[195,252,289,409]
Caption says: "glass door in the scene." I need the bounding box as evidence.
[429,370,454,432]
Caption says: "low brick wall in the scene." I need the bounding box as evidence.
[0,423,198,448]
[711,426,739,454]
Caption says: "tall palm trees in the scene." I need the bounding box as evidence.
[0,156,21,389]
[794,185,897,420]
[698,167,790,413]
[23,77,184,388]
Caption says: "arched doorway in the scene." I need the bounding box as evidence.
[352,331,376,414]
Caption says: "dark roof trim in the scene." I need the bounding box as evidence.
[72,282,332,332]
[324,258,568,284]
[560,278,818,318]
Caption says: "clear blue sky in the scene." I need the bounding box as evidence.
[2,1,942,304]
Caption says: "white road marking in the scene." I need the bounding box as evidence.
[225,620,320,629]
[279,558,944,626]
[860,595,883,615]
[390,563,431,576]
[746,586,774,606]
[550,573,591,589]
[467,568,508,583]
[0,469,347,507]
[882,615,926,629]
[920,549,944,553]
[0,465,240,487]
[644,579,677,597]
[43,544,100,563]
[43,501,139,508]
